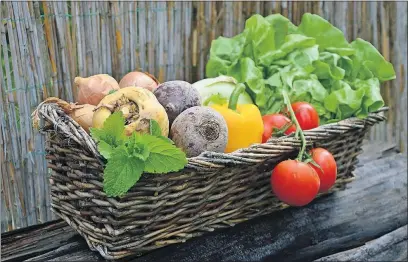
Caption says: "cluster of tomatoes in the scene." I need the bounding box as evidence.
[262,102,338,207]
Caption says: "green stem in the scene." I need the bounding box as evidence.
[281,90,307,161]
[228,83,245,111]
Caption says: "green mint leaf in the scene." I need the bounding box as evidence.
[90,112,128,158]
[89,127,106,143]
[135,134,187,174]
[159,136,175,145]
[103,145,145,197]
[100,111,127,142]
[97,140,116,159]
[126,133,150,161]
[149,119,162,137]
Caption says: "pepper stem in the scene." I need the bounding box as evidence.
[281,90,307,161]
[228,83,245,111]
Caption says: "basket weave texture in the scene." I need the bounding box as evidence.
[36,102,387,260]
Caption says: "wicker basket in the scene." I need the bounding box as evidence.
[36,102,387,260]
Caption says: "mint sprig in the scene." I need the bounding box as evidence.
[90,112,126,159]
[103,145,145,197]
[90,112,187,197]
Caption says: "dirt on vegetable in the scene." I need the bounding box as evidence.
[170,106,228,158]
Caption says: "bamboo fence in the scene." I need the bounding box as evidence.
[0,1,407,233]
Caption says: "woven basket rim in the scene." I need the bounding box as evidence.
[35,102,388,172]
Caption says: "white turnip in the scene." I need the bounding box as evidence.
[92,87,169,137]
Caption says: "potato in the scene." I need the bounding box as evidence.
[170,106,228,158]
[153,81,201,126]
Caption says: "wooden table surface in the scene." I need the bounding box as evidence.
[1,142,407,262]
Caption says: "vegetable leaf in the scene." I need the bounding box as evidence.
[350,38,396,82]
[149,119,162,137]
[203,93,228,106]
[96,140,116,159]
[205,12,395,124]
[126,133,151,161]
[324,80,366,119]
[227,57,272,112]
[135,134,188,174]
[245,14,279,63]
[297,13,350,50]
[90,112,127,159]
[103,145,145,197]
[91,112,187,197]
[264,14,298,45]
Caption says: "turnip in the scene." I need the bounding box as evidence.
[192,75,254,106]
[92,87,169,137]
[153,80,202,126]
[170,106,228,158]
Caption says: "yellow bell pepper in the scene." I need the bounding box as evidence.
[210,84,264,153]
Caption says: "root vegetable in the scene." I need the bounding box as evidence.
[69,104,96,133]
[118,71,160,91]
[192,75,254,106]
[92,87,169,137]
[75,74,120,106]
[170,106,228,158]
[153,80,202,126]
[32,97,95,133]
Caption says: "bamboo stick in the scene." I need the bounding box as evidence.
[146,2,154,75]
[138,1,146,73]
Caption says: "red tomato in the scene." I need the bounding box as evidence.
[309,148,337,193]
[283,102,319,130]
[262,114,296,143]
[270,160,320,207]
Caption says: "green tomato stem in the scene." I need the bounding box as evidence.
[281,90,307,161]
[228,83,245,111]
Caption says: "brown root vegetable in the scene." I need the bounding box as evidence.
[69,104,96,133]
[31,97,95,133]
[118,71,160,92]
[153,80,202,126]
[92,87,169,137]
[75,74,120,106]
[170,106,228,158]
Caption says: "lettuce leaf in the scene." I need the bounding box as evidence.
[227,57,272,111]
[350,38,396,82]
[205,13,395,123]
[297,13,351,50]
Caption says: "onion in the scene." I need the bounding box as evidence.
[32,97,95,133]
[118,71,160,91]
[75,74,120,106]
[69,104,96,133]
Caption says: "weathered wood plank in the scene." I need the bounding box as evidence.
[24,240,101,262]
[1,220,78,262]
[314,225,407,262]
[1,144,406,262]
